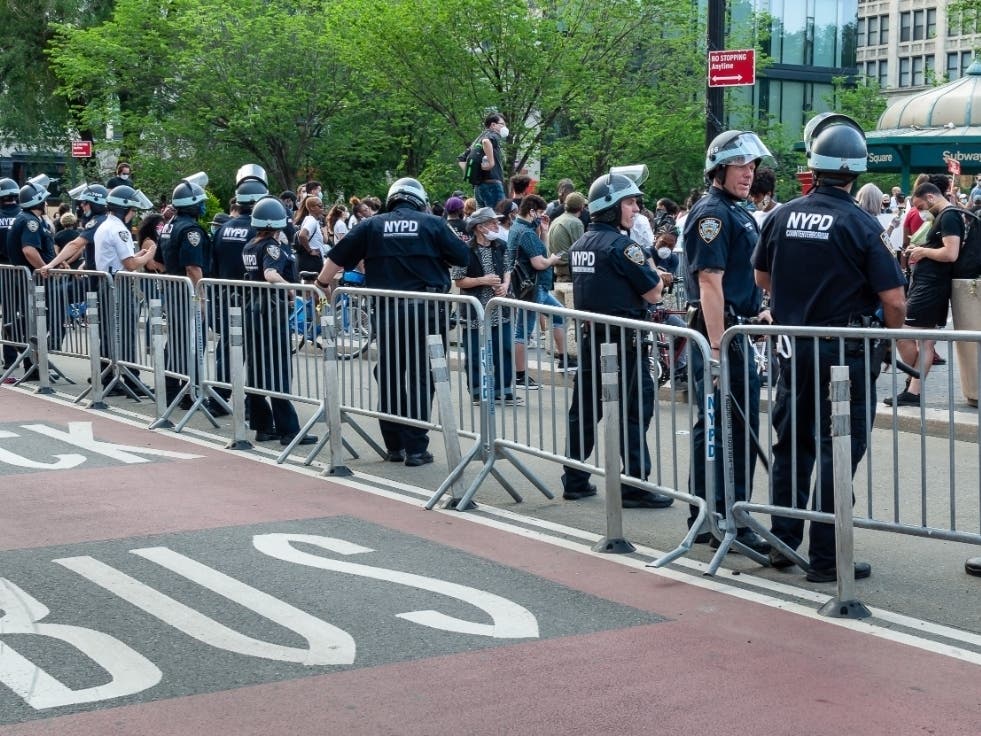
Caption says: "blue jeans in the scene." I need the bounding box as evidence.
[513,287,563,343]
[475,181,506,209]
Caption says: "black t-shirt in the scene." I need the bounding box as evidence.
[753,186,906,326]
[327,205,469,292]
[917,206,964,280]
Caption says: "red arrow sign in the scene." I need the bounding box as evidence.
[708,49,756,88]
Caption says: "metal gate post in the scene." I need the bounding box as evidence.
[226,306,252,450]
[85,292,108,410]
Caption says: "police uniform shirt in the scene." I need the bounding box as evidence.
[570,222,660,319]
[683,186,762,317]
[158,214,211,277]
[327,204,470,292]
[0,203,21,264]
[77,214,107,270]
[752,185,906,327]
[7,211,55,271]
[93,213,134,273]
[212,214,255,279]
[242,236,294,283]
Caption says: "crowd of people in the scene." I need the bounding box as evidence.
[1,110,978,578]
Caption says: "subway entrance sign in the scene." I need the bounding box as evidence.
[708,49,756,88]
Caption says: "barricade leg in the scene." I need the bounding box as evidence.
[149,299,175,430]
[593,342,635,554]
[226,307,252,450]
[319,313,352,476]
[84,293,108,410]
[818,365,871,619]
[31,285,54,396]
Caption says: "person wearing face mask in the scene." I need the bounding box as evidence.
[473,113,509,209]
[684,129,774,555]
[560,171,671,509]
[106,162,133,189]
[451,207,517,403]
[546,191,586,283]
[888,181,964,408]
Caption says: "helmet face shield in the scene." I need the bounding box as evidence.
[705,131,773,175]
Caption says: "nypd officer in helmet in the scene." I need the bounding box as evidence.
[684,129,773,554]
[0,178,22,377]
[154,175,212,407]
[562,170,673,508]
[752,114,910,582]
[314,177,469,467]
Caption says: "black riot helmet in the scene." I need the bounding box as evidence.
[78,184,109,214]
[805,113,867,184]
[106,185,153,218]
[236,178,269,205]
[250,196,288,230]
[386,177,428,211]
[704,130,772,183]
[19,182,48,210]
[172,179,207,216]
[587,172,643,224]
[0,177,18,202]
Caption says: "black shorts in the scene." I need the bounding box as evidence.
[905,269,950,328]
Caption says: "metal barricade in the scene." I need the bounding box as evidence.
[718,324,981,609]
[436,295,710,565]
[0,264,33,385]
[199,278,336,461]
[326,286,483,493]
[36,269,118,400]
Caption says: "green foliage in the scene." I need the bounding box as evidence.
[823,76,888,132]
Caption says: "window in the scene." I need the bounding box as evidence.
[865,60,876,78]
[963,51,974,74]
[899,57,911,87]
[912,56,924,86]
[879,15,890,45]
[948,52,962,81]
[900,11,911,42]
[913,10,925,41]
[858,18,866,47]
[925,55,935,84]
[879,60,888,88]
[926,9,937,39]
[868,16,878,47]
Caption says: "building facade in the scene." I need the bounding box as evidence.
[857,0,981,98]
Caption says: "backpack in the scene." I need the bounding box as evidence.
[953,209,981,279]
[461,137,485,186]
[509,256,538,300]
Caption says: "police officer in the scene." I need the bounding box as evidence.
[41,184,109,271]
[561,171,673,508]
[8,180,57,380]
[241,196,316,447]
[209,165,269,415]
[314,177,470,466]
[684,129,773,554]
[752,113,909,582]
[155,176,212,406]
[0,177,22,377]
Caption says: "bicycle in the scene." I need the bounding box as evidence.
[294,270,374,360]
[648,302,688,388]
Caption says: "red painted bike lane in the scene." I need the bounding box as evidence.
[0,388,978,735]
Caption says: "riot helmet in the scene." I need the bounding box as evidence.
[587,172,643,224]
[0,177,19,201]
[19,182,48,210]
[806,113,867,178]
[235,178,269,205]
[106,185,153,217]
[172,179,207,216]
[386,177,428,211]
[704,130,772,181]
[250,196,288,230]
[235,164,267,188]
[79,184,110,214]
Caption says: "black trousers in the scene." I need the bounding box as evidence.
[373,299,446,455]
[562,332,654,492]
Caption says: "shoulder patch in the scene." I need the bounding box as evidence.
[84,220,97,229]
[623,243,646,265]
[26,219,39,232]
[697,217,722,244]
[186,230,202,247]
[118,230,131,242]
[265,244,281,260]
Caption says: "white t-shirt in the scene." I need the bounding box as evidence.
[94,213,135,273]
[332,217,349,243]
[300,214,326,255]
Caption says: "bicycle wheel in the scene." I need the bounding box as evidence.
[332,293,373,360]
